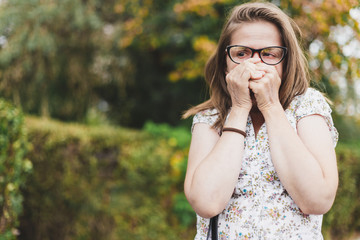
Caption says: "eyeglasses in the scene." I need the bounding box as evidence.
[226,45,287,65]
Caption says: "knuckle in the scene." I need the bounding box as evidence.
[225,73,233,81]
[266,73,274,79]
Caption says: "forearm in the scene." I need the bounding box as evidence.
[186,107,249,217]
[189,136,244,217]
[263,104,337,214]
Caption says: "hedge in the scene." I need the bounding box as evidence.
[322,141,360,239]
[18,118,195,240]
[0,100,31,240]
[0,115,358,239]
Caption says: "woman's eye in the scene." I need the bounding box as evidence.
[262,49,282,58]
[262,52,274,57]
[234,50,250,58]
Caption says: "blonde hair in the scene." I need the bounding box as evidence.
[183,2,309,130]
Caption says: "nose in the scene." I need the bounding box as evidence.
[252,52,261,59]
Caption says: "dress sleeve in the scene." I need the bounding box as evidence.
[295,88,338,147]
[191,108,219,133]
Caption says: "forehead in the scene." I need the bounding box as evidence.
[230,21,283,48]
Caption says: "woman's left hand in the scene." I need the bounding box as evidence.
[248,63,282,112]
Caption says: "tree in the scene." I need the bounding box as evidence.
[116,0,360,127]
[280,0,360,115]
[0,0,131,122]
[170,0,360,109]
[0,0,359,128]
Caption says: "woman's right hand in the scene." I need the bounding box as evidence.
[225,58,264,110]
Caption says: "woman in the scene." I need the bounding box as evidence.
[183,2,338,239]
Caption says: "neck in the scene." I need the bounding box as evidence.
[250,106,264,138]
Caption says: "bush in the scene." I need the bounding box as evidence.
[0,100,31,240]
[322,141,360,239]
[11,116,360,240]
[18,118,196,240]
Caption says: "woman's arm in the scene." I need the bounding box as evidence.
[184,59,264,218]
[184,107,249,218]
[262,105,338,215]
[249,63,338,215]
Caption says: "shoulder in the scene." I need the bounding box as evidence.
[299,88,328,104]
[293,87,326,102]
[289,88,338,146]
[287,88,330,115]
[192,108,219,132]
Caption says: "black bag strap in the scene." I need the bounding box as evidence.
[206,214,219,240]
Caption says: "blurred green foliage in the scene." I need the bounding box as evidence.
[0,100,31,240]
[0,117,354,239]
[18,117,195,240]
[0,0,108,121]
[0,0,359,239]
[0,0,358,128]
[323,141,360,239]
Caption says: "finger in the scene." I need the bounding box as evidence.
[262,72,281,86]
[249,76,274,88]
[254,63,277,74]
[234,61,256,72]
[228,60,265,82]
[230,64,252,80]
[243,62,269,79]
[245,58,262,64]
[239,62,260,78]
[253,65,281,84]
[248,80,261,94]
[250,70,265,80]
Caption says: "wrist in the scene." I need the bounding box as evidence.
[231,105,251,114]
[260,103,284,119]
[222,127,246,138]
[225,107,250,130]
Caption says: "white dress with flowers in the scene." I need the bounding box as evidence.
[191,88,338,240]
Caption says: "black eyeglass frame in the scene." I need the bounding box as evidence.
[226,45,288,66]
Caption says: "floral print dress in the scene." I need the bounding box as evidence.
[191,88,338,240]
